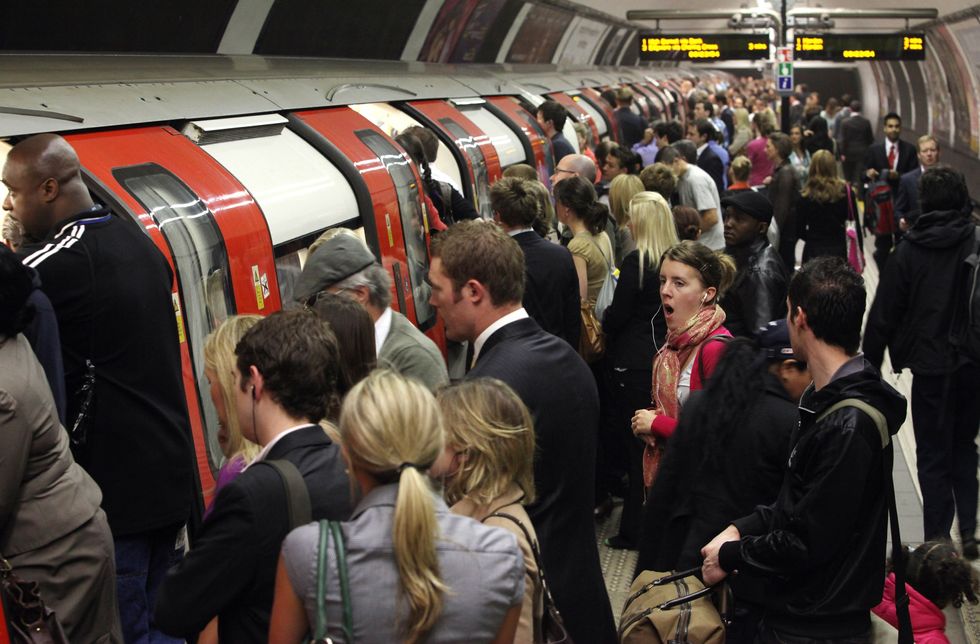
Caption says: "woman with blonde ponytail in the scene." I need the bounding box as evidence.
[270,370,524,643]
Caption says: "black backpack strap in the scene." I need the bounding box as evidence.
[815,399,911,644]
[259,459,312,530]
[438,181,454,225]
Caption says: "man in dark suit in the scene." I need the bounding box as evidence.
[864,112,918,265]
[895,134,941,231]
[491,177,580,348]
[536,99,576,163]
[690,118,726,195]
[429,222,617,643]
[615,87,647,148]
[837,100,875,188]
[155,311,351,643]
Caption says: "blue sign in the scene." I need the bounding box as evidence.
[777,75,793,90]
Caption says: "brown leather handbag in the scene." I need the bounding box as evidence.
[579,300,605,363]
[0,557,68,644]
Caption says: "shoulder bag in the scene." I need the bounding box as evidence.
[579,299,605,364]
[310,520,354,644]
[844,184,865,274]
[0,556,68,644]
[588,235,618,322]
[485,512,572,644]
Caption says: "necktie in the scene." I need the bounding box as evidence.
[887,144,896,170]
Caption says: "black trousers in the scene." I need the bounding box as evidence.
[911,365,980,541]
[755,622,870,644]
[872,233,893,270]
[605,367,652,543]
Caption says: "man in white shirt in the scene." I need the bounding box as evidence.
[293,232,448,390]
[661,141,724,250]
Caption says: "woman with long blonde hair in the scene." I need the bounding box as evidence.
[270,370,524,643]
[608,174,645,266]
[601,192,680,549]
[798,148,861,261]
[202,314,263,518]
[434,378,541,643]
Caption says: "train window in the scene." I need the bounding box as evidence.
[456,107,526,168]
[187,122,359,247]
[572,95,609,137]
[561,117,582,154]
[355,129,436,330]
[437,118,493,220]
[506,103,555,172]
[113,163,236,474]
[349,103,465,194]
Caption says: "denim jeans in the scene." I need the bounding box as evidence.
[114,524,185,644]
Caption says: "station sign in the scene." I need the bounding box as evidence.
[638,33,771,61]
[793,33,925,61]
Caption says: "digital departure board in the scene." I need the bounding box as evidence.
[794,33,925,61]
[638,33,770,61]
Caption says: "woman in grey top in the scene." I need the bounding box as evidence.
[270,370,524,643]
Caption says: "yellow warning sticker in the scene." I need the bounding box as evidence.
[172,293,186,344]
[251,264,265,310]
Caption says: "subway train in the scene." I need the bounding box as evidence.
[0,56,735,510]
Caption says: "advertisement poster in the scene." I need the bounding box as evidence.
[920,36,954,148]
[556,18,607,65]
[596,27,629,66]
[929,24,977,154]
[946,18,980,156]
[505,4,574,64]
[450,0,508,63]
[418,0,477,63]
[900,60,930,134]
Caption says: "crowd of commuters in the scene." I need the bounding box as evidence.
[1,69,978,644]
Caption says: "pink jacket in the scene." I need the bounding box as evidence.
[872,573,948,644]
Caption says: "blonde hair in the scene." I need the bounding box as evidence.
[801,149,845,203]
[436,379,536,508]
[340,370,447,642]
[628,192,679,282]
[609,174,645,228]
[203,315,263,463]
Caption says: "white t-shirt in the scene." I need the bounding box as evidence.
[678,164,724,250]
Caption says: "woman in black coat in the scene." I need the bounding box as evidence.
[635,327,811,642]
[601,191,678,549]
[798,149,862,262]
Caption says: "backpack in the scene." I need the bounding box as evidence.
[950,226,980,364]
[865,181,895,234]
[437,181,456,225]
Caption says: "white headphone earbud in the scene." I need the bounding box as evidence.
[700,293,708,305]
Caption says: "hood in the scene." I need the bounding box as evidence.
[906,209,974,250]
[873,573,946,635]
[805,359,907,436]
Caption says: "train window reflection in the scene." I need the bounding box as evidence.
[355,130,436,330]
[113,163,235,474]
[438,118,492,220]
[572,96,609,137]
[457,107,527,168]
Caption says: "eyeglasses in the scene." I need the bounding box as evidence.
[553,167,576,175]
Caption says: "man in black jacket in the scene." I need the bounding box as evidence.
[536,100,575,163]
[719,190,788,338]
[864,112,918,266]
[155,311,351,642]
[837,100,874,188]
[428,222,616,643]
[614,87,647,148]
[490,177,579,348]
[894,135,941,231]
[702,257,907,640]
[864,167,980,553]
[8,134,195,643]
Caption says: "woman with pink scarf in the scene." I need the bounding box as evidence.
[631,241,736,489]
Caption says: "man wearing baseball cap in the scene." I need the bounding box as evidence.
[293,231,448,390]
[719,190,788,338]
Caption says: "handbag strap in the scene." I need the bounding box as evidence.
[586,234,615,277]
[845,182,856,223]
[311,521,354,643]
[484,512,560,610]
[313,520,330,643]
[258,460,312,530]
[329,521,354,642]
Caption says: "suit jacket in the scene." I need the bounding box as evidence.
[838,114,874,161]
[863,139,917,189]
[379,310,449,390]
[616,107,646,148]
[467,318,616,643]
[698,145,725,196]
[155,426,352,644]
[895,166,922,226]
[513,231,580,349]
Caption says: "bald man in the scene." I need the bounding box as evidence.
[4,134,195,643]
[550,153,597,187]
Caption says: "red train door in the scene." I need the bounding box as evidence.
[68,127,280,512]
[400,100,502,220]
[487,95,553,185]
[289,107,446,352]
[547,91,601,147]
[579,87,619,143]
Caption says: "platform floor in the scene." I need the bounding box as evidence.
[596,236,978,642]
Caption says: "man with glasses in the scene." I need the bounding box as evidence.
[293,231,448,390]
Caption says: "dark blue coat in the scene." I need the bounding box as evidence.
[513,231,580,349]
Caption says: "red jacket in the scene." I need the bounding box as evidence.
[872,573,948,644]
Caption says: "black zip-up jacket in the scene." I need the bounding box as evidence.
[864,209,976,375]
[721,238,788,338]
[718,359,907,638]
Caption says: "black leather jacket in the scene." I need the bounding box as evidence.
[719,359,907,638]
[721,239,788,338]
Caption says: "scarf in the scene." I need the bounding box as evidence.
[642,305,726,488]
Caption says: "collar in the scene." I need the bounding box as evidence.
[473,308,529,364]
[697,143,708,156]
[350,482,449,520]
[828,352,865,384]
[50,205,111,239]
[247,424,317,468]
[375,307,394,355]
[507,227,535,237]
